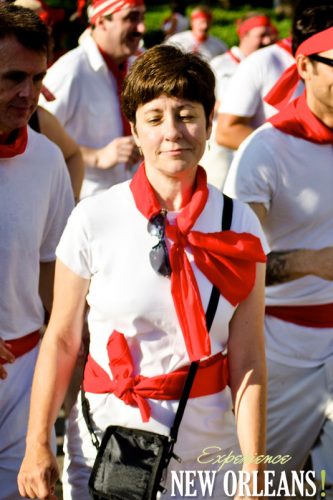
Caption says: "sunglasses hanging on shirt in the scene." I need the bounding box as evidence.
[147,210,172,277]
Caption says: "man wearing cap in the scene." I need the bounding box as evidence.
[224,4,333,492]
[165,5,227,62]
[40,0,145,199]
[0,4,74,498]
[200,12,274,190]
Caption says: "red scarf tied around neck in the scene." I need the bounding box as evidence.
[130,163,266,361]
[0,126,28,159]
[265,27,333,111]
[269,92,333,144]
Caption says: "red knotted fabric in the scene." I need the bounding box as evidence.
[130,163,266,361]
[0,126,28,159]
[269,92,333,144]
[83,330,229,422]
[98,46,131,136]
[265,27,333,111]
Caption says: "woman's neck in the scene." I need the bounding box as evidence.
[145,166,197,211]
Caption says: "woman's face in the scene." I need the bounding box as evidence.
[132,95,212,178]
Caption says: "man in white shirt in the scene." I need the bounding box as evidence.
[216,37,296,150]
[165,6,227,62]
[40,0,145,198]
[224,4,333,494]
[0,5,74,498]
[200,13,274,189]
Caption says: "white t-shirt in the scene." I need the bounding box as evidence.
[211,46,245,101]
[56,179,267,458]
[0,127,74,340]
[166,30,228,61]
[40,35,132,199]
[224,122,333,367]
[219,43,297,128]
[200,47,244,189]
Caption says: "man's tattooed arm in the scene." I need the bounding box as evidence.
[266,250,314,286]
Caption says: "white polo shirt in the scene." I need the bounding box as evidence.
[40,35,131,199]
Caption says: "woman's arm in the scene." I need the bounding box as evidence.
[18,259,89,499]
[228,262,267,496]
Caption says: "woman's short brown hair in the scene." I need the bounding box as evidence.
[122,44,215,127]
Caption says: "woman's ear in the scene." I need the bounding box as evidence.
[130,122,140,147]
[206,109,214,140]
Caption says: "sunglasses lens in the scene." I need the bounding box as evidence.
[148,212,171,277]
[149,241,171,277]
[147,214,165,238]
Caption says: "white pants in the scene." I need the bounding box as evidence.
[266,357,333,498]
[0,347,38,500]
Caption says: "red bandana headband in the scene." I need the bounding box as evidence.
[130,163,266,361]
[265,26,333,110]
[191,11,212,23]
[89,0,144,24]
[237,15,271,39]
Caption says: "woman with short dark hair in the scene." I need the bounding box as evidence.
[19,45,267,499]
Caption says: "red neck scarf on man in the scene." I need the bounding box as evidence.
[0,126,28,159]
[265,27,333,111]
[269,92,333,144]
[276,37,293,55]
[130,163,266,361]
[98,45,131,136]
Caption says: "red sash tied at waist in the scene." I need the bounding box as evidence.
[266,303,333,328]
[83,331,229,423]
[0,330,40,365]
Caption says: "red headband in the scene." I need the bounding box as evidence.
[89,0,144,24]
[191,11,212,23]
[237,15,271,38]
[265,26,333,110]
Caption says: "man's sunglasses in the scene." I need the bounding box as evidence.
[309,54,333,68]
[147,211,172,277]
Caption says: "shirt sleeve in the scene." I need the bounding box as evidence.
[223,126,279,212]
[231,198,270,255]
[40,59,79,127]
[218,54,263,117]
[55,200,93,279]
[39,149,75,262]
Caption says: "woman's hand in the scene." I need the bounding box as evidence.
[18,444,59,499]
[0,338,15,380]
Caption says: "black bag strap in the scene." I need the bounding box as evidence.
[170,193,233,442]
[206,194,233,332]
[82,194,233,449]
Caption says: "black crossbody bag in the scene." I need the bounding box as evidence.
[82,195,233,500]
